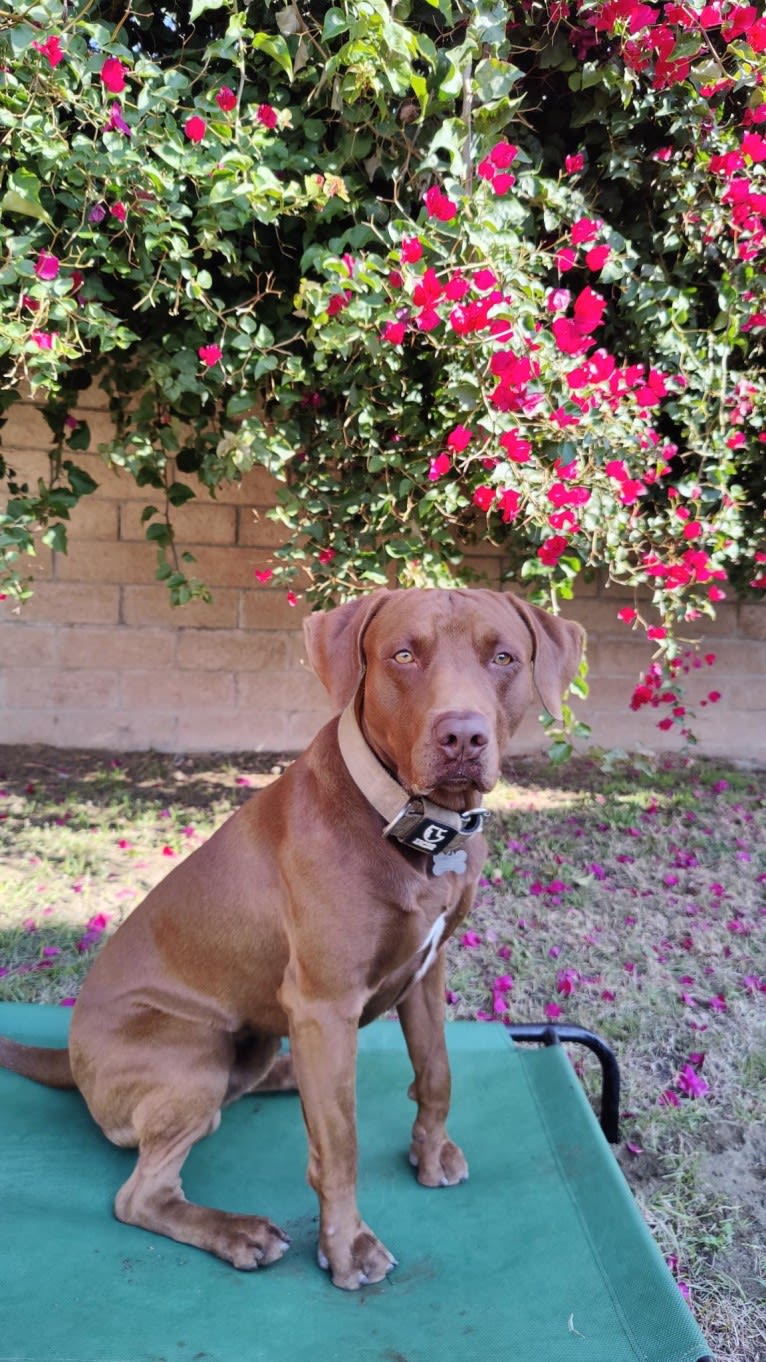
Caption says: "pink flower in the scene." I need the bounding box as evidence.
[538,535,569,567]
[32,35,64,67]
[473,268,497,291]
[104,102,131,137]
[257,103,278,129]
[473,485,495,512]
[574,286,606,332]
[400,236,423,264]
[556,967,580,997]
[446,424,472,451]
[198,344,222,366]
[552,318,592,355]
[383,320,406,344]
[35,252,60,281]
[460,930,481,948]
[564,152,585,173]
[184,115,207,143]
[618,607,637,623]
[423,184,458,222]
[110,201,127,223]
[571,217,600,245]
[327,292,351,316]
[287,590,299,607]
[428,453,451,481]
[546,287,571,313]
[31,330,56,350]
[499,429,531,462]
[216,86,237,112]
[544,1001,562,1020]
[498,488,521,523]
[488,140,518,169]
[100,57,127,94]
[254,568,273,583]
[677,1064,709,1099]
[586,244,611,271]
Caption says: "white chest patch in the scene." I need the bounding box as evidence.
[412,911,448,986]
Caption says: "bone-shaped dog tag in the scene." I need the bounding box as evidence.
[432,849,468,876]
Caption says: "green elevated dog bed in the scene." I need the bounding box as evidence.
[0,1004,710,1362]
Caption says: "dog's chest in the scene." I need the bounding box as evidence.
[361,871,471,1022]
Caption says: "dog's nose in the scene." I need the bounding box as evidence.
[433,711,490,762]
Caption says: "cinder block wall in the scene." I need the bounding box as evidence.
[1,392,764,760]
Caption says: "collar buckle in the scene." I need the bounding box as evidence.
[384,801,490,855]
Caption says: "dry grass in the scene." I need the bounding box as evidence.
[1,743,764,1360]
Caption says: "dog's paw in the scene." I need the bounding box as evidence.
[214,1214,291,1271]
[318,1221,397,1290]
[409,1135,469,1188]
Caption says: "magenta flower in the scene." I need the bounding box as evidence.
[257,103,278,129]
[556,966,580,996]
[32,35,64,67]
[677,1064,710,1099]
[423,184,458,222]
[35,252,60,281]
[459,930,481,948]
[100,57,127,94]
[400,236,423,264]
[383,320,406,344]
[216,86,237,112]
[428,453,451,481]
[198,344,222,367]
[544,1001,562,1020]
[104,102,131,137]
[184,115,207,143]
[31,330,56,350]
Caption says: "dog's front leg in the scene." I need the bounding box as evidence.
[397,949,469,1188]
[279,973,397,1290]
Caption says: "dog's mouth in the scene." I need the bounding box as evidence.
[414,760,495,801]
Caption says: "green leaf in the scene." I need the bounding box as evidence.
[322,8,348,40]
[548,739,573,765]
[252,31,294,80]
[189,0,227,20]
[167,482,196,507]
[41,523,68,553]
[0,171,51,225]
[64,460,97,496]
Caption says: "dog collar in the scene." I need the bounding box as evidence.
[337,704,490,862]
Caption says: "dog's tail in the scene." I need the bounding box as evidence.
[0,1035,75,1089]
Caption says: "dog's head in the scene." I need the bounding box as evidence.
[304,587,584,809]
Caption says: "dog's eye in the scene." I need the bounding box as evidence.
[393,649,415,665]
[493,651,515,667]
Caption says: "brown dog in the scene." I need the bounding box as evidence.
[0,587,583,1290]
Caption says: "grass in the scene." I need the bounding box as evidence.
[1,743,764,1361]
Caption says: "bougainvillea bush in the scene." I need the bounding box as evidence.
[1,1,766,734]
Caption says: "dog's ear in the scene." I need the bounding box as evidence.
[303,590,393,710]
[506,595,585,721]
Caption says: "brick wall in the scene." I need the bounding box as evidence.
[1,392,765,761]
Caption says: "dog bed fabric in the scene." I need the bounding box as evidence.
[0,1005,710,1362]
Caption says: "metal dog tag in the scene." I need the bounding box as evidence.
[432,849,468,877]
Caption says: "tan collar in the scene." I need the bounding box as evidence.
[337,704,489,859]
